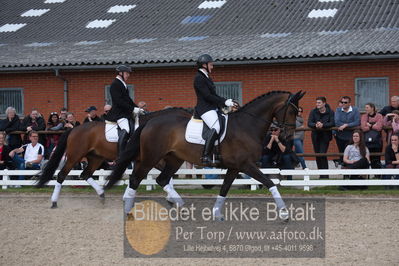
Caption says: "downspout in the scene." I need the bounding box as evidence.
[54,69,68,109]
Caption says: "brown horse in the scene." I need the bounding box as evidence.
[105,91,305,219]
[36,108,192,208]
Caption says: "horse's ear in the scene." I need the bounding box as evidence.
[299,90,306,100]
[290,90,302,103]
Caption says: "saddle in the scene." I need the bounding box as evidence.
[184,111,228,145]
[104,118,138,143]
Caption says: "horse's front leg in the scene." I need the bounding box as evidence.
[241,163,289,221]
[213,169,239,221]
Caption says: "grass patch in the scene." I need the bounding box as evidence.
[1,185,399,196]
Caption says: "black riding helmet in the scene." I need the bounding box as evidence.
[115,64,132,73]
[196,54,213,68]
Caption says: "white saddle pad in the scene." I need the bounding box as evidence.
[184,115,228,145]
[105,121,119,142]
[105,116,140,143]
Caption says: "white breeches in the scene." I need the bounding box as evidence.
[117,118,130,133]
[200,110,220,134]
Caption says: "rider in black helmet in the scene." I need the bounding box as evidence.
[107,64,144,158]
[193,54,238,165]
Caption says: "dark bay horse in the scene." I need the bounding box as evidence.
[36,108,192,208]
[105,91,305,219]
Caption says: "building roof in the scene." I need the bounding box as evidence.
[1,0,399,69]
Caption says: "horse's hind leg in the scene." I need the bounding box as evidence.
[212,169,239,220]
[80,155,106,200]
[155,155,184,206]
[241,163,289,220]
[50,156,81,208]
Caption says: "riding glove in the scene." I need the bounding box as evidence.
[225,99,235,107]
[133,107,145,115]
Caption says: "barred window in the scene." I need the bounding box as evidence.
[355,78,388,110]
[105,84,134,105]
[0,88,24,117]
[215,82,242,104]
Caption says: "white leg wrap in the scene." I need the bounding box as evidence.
[124,198,135,214]
[123,187,136,200]
[51,181,62,203]
[87,177,104,196]
[123,187,137,214]
[164,184,184,207]
[212,195,226,219]
[269,186,286,210]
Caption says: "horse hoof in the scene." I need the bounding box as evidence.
[51,202,58,209]
[99,193,105,204]
[279,207,289,221]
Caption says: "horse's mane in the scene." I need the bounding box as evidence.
[236,90,292,112]
[143,107,192,117]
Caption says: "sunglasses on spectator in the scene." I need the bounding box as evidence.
[51,112,58,115]
[271,128,279,132]
[340,101,349,104]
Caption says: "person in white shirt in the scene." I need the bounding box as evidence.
[9,131,44,180]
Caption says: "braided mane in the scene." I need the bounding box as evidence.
[237,90,291,112]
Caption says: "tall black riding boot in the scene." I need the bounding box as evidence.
[118,129,129,158]
[201,128,220,166]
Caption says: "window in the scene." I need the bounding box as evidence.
[105,85,134,105]
[0,88,24,117]
[215,82,242,105]
[355,78,389,110]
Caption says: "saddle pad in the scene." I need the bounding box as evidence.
[105,121,119,142]
[185,115,228,145]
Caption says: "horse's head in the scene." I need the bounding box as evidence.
[273,90,306,140]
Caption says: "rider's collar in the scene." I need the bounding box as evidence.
[116,75,128,89]
[199,68,209,78]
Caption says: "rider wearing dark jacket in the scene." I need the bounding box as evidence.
[193,54,237,165]
[107,65,144,157]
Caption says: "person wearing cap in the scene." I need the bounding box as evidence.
[194,54,238,165]
[106,64,144,157]
[83,106,102,123]
[261,123,295,179]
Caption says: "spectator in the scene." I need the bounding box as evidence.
[59,107,68,124]
[63,112,80,129]
[307,97,335,179]
[360,103,383,170]
[0,106,21,149]
[20,108,46,145]
[83,106,102,123]
[383,110,399,143]
[379,95,399,116]
[341,130,370,190]
[101,104,112,121]
[293,106,307,169]
[45,112,63,159]
[383,133,399,185]
[9,130,44,181]
[380,96,399,142]
[0,132,12,170]
[335,96,360,164]
[261,124,296,180]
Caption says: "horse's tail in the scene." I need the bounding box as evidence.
[36,129,72,188]
[104,124,144,190]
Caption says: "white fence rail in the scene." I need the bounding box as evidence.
[1,168,398,191]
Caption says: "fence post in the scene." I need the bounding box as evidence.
[304,170,310,191]
[250,183,257,191]
[2,169,9,190]
[146,175,153,191]
[98,169,105,186]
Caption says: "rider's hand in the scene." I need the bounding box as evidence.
[133,107,141,115]
[225,99,235,107]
